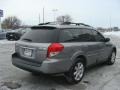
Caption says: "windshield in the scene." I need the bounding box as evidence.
[20,29,58,43]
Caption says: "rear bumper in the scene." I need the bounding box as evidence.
[12,53,71,74]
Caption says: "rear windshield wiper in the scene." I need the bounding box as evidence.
[22,38,32,42]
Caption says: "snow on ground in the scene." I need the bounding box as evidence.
[0,39,16,45]
[104,31,120,37]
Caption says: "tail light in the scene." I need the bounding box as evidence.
[47,43,64,58]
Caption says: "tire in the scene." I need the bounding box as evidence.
[107,51,116,65]
[64,59,85,84]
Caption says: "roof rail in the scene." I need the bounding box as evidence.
[38,22,92,27]
[61,22,91,27]
[38,22,57,25]
[38,22,51,25]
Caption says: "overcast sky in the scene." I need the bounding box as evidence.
[0,0,120,27]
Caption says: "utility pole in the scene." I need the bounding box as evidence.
[39,14,40,24]
[109,16,112,31]
[0,9,3,30]
[0,17,1,30]
[43,8,45,23]
[52,9,58,23]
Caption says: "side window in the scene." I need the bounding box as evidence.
[59,30,74,42]
[59,29,96,42]
[69,29,84,42]
[92,30,105,42]
[80,29,96,42]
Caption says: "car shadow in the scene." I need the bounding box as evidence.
[28,63,107,85]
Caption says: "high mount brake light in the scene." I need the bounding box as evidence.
[47,43,64,58]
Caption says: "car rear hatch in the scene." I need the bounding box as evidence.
[15,26,59,63]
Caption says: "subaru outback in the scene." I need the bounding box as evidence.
[12,23,116,84]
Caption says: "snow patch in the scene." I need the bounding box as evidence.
[104,31,120,37]
[0,40,16,45]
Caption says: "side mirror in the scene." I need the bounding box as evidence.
[104,38,110,42]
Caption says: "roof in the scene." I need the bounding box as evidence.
[31,22,95,30]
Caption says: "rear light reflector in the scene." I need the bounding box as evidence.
[47,43,64,58]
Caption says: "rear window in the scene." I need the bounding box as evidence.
[20,29,58,43]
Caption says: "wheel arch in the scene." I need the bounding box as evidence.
[113,47,117,54]
[74,55,87,67]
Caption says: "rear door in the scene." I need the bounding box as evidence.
[58,28,100,66]
[71,28,101,66]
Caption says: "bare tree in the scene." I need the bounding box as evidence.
[56,15,72,24]
[2,16,21,30]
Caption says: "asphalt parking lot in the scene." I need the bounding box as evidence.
[0,34,120,90]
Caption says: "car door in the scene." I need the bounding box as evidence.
[76,29,102,66]
[92,30,111,63]
[67,28,101,66]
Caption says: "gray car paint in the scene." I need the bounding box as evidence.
[12,26,116,74]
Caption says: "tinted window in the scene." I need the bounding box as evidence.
[21,29,58,43]
[59,29,96,42]
[92,30,105,42]
[59,30,73,42]
[69,29,83,42]
[80,29,95,41]
[70,29,95,42]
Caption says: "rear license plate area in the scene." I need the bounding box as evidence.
[23,48,33,57]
